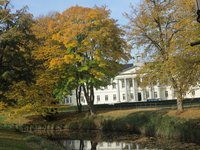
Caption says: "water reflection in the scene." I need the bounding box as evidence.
[61,140,145,150]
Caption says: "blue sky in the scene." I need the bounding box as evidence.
[11,0,141,26]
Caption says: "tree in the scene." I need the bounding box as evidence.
[0,0,36,103]
[125,0,200,113]
[42,6,130,115]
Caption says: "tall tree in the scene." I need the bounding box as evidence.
[5,13,61,114]
[125,0,200,112]
[0,0,36,103]
[39,6,131,115]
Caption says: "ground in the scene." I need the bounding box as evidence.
[1,107,200,125]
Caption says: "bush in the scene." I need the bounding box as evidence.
[68,118,96,131]
[80,118,96,130]
[68,121,80,130]
[101,119,113,131]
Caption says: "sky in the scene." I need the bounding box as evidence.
[11,0,141,26]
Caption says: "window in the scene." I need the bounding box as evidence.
[192,90,195,96]
[97,95,100,101]
[69,97,72,103]
[146,91,149,98]
[122,94,126,100]
[130,93,134,99]
[81,96,85,103]
[129,79,133,87]
[104,86,108,90]
[154,92,157,98]
[121,80,125,88]
[113,94,116,101]
[174,91,177,97]
[136,78,141,87]
[165,91,168,98]
[107,143,112,147]
[105,95,108,101]
[112,82,116,89]
[64,98,69,104]
[153,81,157,86]
[99,143,103,147]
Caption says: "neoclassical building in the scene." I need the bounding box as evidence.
[63,58,200,105]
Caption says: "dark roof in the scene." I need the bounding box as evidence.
[121,64,134,71]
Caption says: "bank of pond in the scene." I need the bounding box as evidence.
[0,109,200,149]
[0,129,200,150]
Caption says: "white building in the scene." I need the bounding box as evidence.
[63,59,200,106]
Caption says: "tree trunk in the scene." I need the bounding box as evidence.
[88,103,95,115]
[79,140,84,150]
[177,93,184,113]
[75,85,82,113]
[82,84,95,115]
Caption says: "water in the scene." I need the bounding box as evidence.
[51,138,200,150]
[1,129,199,150]
[58,140,154,150]
[40,130,200,150]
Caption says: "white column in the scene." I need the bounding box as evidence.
[149,86,153,99]
[117,79,121,102]
[133,78,138,102]
[132,78,136,102]
[141,90,144,101]
[157,87,161,100]
[125,78,128,101]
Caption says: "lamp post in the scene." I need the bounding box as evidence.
[196,0,200,23]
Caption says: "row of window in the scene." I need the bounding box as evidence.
[96,93,134,102]
[145,91,168,98]
[66,90,196,104]
[145,90,195,98]
[100,79,134,90]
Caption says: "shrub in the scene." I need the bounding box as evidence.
[80,118,96,130]
[68,121,79,130]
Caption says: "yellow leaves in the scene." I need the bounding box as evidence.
[0,102,7,111]
[75,54,84,62]
[49,54,84,69]
[99,61,107,67]
[90,69,104,78]
[49,58,64,69]
[63,54,74,64]
[66,40,78,48]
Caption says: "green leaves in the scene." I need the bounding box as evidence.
[0,2,36,103]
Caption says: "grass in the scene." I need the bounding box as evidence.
[0,129,64,150]
[1,106,200,144]
[98,108,158,118]
[100,110,200,143]
[167,108,200,119]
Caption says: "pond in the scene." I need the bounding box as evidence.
[0,130,200,150]
[49,138,200,150]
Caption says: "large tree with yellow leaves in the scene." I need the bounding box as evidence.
[34,6,130,114]
[126,0,200,113]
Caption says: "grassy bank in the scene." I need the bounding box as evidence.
[61,108,200,143]
[100,111,200,143]
[0,129,64,150]
[1,107,200,144]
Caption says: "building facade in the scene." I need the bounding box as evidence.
[63,61,200,106]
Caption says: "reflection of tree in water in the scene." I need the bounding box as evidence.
[62,139,144,150]
[79,140,97,150]
[79,140,84,150]
[90,141,98,150]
